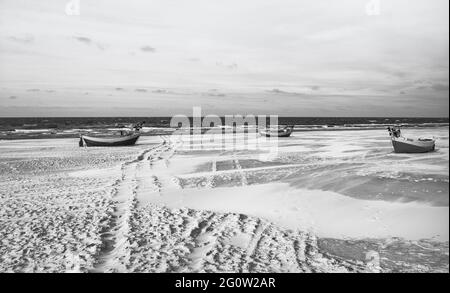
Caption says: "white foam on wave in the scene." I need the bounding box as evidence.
[13,129,55,133]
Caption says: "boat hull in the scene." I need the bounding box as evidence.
[81,134,140,147]
[391,138,435,153]
[260,128,293,137]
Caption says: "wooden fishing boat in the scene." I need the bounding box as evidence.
[391,137,435,153]
[259,126,294,137]
[80,133,140,147]
[387,126,435,153]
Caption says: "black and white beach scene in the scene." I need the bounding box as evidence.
[0,0,448,274]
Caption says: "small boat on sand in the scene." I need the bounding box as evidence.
[79,121,144,147]
[259,125,294,137]
[387,127,435,153]
[80,133,140,147]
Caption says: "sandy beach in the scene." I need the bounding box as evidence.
[0,128,448,273]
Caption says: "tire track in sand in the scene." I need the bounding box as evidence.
[91,137,175,272]
[244,219,267,272]
[233,157,248,186]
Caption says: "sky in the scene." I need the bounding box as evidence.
[0,0,448,117]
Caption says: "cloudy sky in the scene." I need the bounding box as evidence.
[0,0,448,117]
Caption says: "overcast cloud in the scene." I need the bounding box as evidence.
[0,0,448,117]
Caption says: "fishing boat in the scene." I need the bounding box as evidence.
[391,137,435,153]
[387,127,435,153]
[79,121,144,147]
[80,132,140,147]
[259,125,294,137]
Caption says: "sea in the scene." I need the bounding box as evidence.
[0,117,448,139]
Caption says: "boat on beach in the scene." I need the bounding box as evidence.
[79,121,144,147]
[259,125,294,137]
[388,127,435,153]
[391,137,435,153]
[80,133,140,147]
